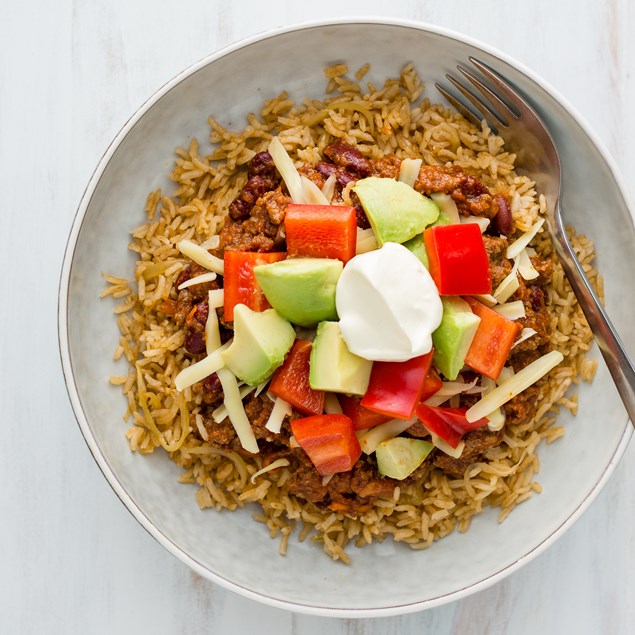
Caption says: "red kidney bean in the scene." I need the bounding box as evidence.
[248,151,276,178]
[324,142,373,177]
[493,194,513,236]
[184,330,206,354]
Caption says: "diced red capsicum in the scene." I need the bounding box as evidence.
[423,224,492,295]
[463,297,522,380]
[269,339,325,416]
[223,251,286,321]
[284,204,357,263]
[360,351,434,420]
[419,366,443,402]
[338,395,392,431]
[415,403,489,448]
[290,414,361,475]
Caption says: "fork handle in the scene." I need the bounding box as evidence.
[551,201,635,425]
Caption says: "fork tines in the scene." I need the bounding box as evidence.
[436,57,521,135]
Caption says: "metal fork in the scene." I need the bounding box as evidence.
[437,58,635,425]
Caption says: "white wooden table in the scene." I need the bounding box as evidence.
[3,1,635,632]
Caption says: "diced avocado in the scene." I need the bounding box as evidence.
[309,321,372,395]
[353,177,439,246]
[402,234,429,268]
[254,258,342,328]
[429,210,452,227]
[221,304,295,385]
[375,437,434,480]
[431,297,481,380]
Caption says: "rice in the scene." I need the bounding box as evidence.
[104,63,599,561]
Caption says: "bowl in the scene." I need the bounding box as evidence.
[59,18,634,616]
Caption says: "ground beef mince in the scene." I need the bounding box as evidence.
[482,234,513,288]
[220,192,287,252]
[192,372,223,407]
[414,165,496,217]
[502,384,541,425]
[167,143,559,505]
[432,428,505,477]
[511,276,551,356]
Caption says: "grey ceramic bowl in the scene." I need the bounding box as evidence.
[59,18,634,616]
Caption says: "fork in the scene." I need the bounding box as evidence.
[436,58,635,425]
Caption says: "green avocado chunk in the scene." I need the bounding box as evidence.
[431,297,481,380]
[254,258,342,328]
[375,437,434,480]
[353,177,439,246]
[402,234,429,268]
[309,321,373,395]
[221,304,295,385]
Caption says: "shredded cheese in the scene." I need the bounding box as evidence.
[264,396,293,433]
[199,235,221,250]
[511,327,538,349]
[268,137,304,204]
[481,377,505,431]
[216,367,259,453]
[321,174,337,202]
[207,288,224,309]
[493,300,526,320]
[174,341,231,392]
[506,218,545,259]
[195,413,209,441]
[461,216,490,232]
[516,249,540,281]
[212,384,257,422]
[493,256,520,303]
[497,366,515,385]
[205,290,222,355]
[423,378,478,407]
[472,294,498,307]
[465,350,564,422]
[355,227,378,254]
[300,175,330,205]
[254,379,269,397]
[359,419,414,455]
[178,272,217,291]
[324,393,343,415]
[322,473,335,486]
[430,193,460,224]
[430,433,465,459]
[176,239,224,274]
[289,435,300,448]
[398,158,422,188]
[250,458,290,484]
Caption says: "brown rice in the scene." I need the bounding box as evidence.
[103,63,600,563]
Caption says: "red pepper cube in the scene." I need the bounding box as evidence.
[338,395,392,431]
[285,204,357,263]
[223,251,286,321]
[423,224,492,295]
[290,414,361,475]
[269,339,325,416]
[360,351,434,420]
[419,366,443,402]
[463,297,522,380]
[415,404,489,449]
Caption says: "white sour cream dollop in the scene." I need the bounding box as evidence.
[335,242,442,362]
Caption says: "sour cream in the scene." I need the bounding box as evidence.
[335,242,443,362]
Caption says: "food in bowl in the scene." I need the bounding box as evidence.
[103,63,600,562]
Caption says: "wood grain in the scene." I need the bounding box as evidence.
[1,0,634,633]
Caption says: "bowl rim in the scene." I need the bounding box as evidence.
[58,16,633,617]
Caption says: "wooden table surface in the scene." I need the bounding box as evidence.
[3,0,635,632]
